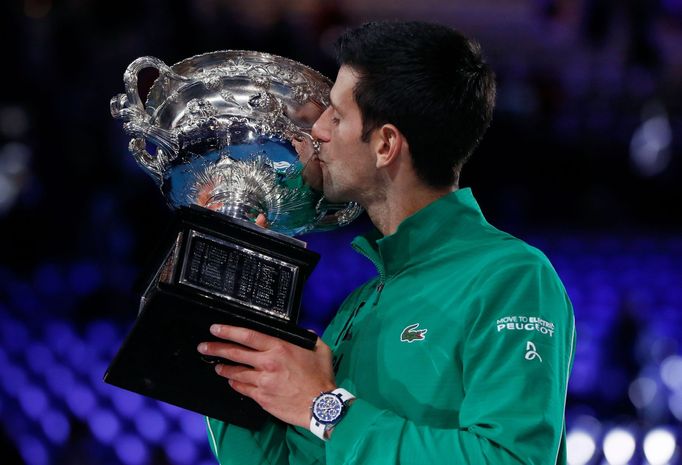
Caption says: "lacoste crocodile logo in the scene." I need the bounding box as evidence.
[400,323,428,343]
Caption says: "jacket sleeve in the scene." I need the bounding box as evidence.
[323,258,576,465]
[204,282,378,465]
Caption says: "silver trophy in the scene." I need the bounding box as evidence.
[105,51,362,428]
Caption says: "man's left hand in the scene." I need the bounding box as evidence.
[197,324,336,429]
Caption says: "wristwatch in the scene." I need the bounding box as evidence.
[309,388,356,441]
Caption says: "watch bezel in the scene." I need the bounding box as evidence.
[311,392,345,425]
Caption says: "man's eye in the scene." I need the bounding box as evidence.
[331,116,340,125]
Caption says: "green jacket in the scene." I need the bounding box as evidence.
[207,188,576,465]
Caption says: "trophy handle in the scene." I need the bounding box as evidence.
[124,136,164,182]
[313,199,364,231]
[110,56,189,182]
[121,56,187,114]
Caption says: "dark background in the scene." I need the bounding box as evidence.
[1,0,681,464]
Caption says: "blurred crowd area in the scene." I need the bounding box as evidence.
[1,0,682,464]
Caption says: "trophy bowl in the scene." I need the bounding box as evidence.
[110,50,362,234]
[106,51,361,429]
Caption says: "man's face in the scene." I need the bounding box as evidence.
[311,66,377,204]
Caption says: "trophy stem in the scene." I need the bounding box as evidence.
[220,202,259,220]
[209,190,265,221]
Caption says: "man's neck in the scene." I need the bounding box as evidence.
[364,184,457,236]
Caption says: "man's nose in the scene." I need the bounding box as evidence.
[311,107,331,142]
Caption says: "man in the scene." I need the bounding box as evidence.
[198,21,575,465]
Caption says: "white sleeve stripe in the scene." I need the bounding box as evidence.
[206,416,220,461]
[552,315,576,465]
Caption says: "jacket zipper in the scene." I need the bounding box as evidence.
[373,282,385,306]
[352,243,386,306]
[334,301,365,347]
[331,244,385,373]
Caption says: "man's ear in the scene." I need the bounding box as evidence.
[373,124,404,169]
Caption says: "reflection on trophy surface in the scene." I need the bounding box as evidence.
[104,50,362,428]
[109,50,360,233]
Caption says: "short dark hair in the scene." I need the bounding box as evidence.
[335,21,496,187]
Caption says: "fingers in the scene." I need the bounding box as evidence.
[215,364,261,402]
[215,362,277,410]
[209,324,273,351]
[198,341,261,367]
[255,214,268,228]
[215,363,259,386]
[228,377,258,400]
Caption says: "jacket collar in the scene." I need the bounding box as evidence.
[351,188,488,280]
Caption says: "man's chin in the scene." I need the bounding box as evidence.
[321,187,351,204]
[321,192,344,203]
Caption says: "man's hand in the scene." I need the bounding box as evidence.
[291,135,323,192]
[197,324,336,429]
[255,214,268,228]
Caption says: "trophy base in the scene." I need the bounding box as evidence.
[104,206,319,429]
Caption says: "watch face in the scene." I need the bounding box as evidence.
[312,393,344,424]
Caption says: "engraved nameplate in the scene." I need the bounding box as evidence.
[179,230,298,320]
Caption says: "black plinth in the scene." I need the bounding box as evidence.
[104,205,320,429]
